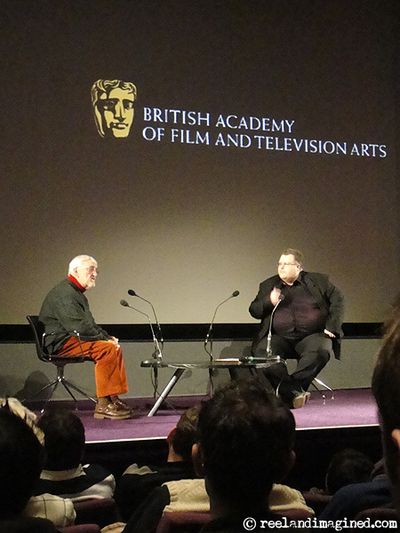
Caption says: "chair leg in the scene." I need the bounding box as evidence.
[61,378,97,404]
[29,378,59,400]
[25,377,60,412]
[60,379,79,404]
[27,366,97,410]
[311,377,335,401]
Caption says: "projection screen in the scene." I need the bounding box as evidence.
[1,0,398,326]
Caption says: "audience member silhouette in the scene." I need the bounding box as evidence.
[320,300,400,525]
[372,299,400,518]
[193,379,299,532]
[123,380,306,532]
[307,448,374,497]
[116,406,199,520]
[0,404,57,532]
[324,448,373,494]
[34,407,115,501]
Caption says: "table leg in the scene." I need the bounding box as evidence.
[147,368,186,417]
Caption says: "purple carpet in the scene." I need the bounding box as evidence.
[293,388,379,431]
[77,388,379,444]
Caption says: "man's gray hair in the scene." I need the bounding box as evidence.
[68,255,96,275]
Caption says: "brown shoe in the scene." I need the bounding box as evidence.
[94,403,131,420]
[292,391,311,409]
[112,400,141,418]
[111,398,131,411]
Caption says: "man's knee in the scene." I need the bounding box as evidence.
[298,334,332,363]
[298,346,330,370]
[92,340,120,360]
[316,348,330,367]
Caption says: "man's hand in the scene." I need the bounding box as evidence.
[324,329,336,338]
[270,287,282,306]
[109,336,120,346]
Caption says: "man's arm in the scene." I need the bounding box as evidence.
[306,273,344,337]
[249,278,277,320]
[324,281,345,336]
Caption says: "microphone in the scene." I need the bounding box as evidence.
[128,289,164,352]
[120,299,162,360]
[266,293,285,357]
[204,290,240,361]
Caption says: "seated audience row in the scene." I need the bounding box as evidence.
[4,316,400,533]
[116,406,198,520]
[122,379,312,532]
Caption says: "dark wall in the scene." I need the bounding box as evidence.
[1,0,398,325]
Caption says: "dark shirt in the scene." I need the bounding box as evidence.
[122,485,171,533]
[319,477,392,521]
[273,277,328,339]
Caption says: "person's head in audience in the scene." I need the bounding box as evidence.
[167,405,200,462]
[0,405,45,519]
[325,448,374,494]
[372,300,400,511]
[38,407,85,470]
[193,379,296,517]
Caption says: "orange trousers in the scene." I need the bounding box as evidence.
[57,337,128,398]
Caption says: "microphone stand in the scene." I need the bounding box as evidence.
[204,291,240,396]
[266,295,285,360]
[265,294,286,398]
[120,300,161,397]
[128,290,164,357]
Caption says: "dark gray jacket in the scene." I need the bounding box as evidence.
[39,279,110,353]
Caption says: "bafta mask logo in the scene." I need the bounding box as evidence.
[91,79,137,138]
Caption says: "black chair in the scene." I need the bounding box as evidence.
[26,315,97,409]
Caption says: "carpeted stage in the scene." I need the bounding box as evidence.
[76,388,382,490]
[83,388,379,444]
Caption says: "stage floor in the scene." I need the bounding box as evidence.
[80,388,379,444]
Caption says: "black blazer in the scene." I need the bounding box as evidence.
[249,271,345,359]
